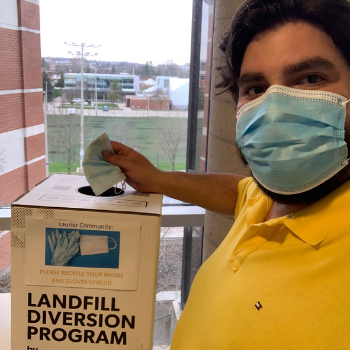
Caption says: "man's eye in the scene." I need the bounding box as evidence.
[299,75,324,85]
[245,86,265,97]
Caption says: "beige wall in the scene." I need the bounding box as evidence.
[203,0,250,261]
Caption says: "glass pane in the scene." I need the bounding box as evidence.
[154,226,203,348]
[0,230,11,293]
[0,0,193,206]
[40,0,192,176]
[0,0,202,348]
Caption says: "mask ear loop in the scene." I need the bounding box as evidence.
[114,173,126,194]
[341,99,350,166]
[108,237,117,251]
[341,158,350,166]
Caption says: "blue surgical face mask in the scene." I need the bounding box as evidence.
[82,133,125,195]
[236,85,350,195]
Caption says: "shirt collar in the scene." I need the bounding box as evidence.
[283,180,350,246]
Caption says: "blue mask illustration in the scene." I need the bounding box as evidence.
[236,85,349,195]
[82,133,125,195]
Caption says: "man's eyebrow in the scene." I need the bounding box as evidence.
[283,57,337,76]
[237,73,266,88]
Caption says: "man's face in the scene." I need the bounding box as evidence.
[236,21,350,204]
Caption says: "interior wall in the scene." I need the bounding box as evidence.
[203,0,250,261]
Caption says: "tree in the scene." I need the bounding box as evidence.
[165,59,177,76]
[144,61,150,76]
[55,72,65,88]
[43,71,54,101]
[151,87,169,110]
[156,118,187,170]
[106,119,135,148]
[49,115,80,174]
[108,80,122,105]
[149,61,154,76]
[144,61,155,77]
[111,64,116,74]
[65,88,76,105]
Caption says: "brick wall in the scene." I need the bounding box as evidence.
[20,31,42,89]
[24,133,45,160]
[17,0,41,30]
[0,0,45,206]
[23,91,44,127]
[0,166,27,205]
[0,93,25,133]
[27,158,45,189]
[0,29,22,91]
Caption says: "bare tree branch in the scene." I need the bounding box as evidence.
[49,115,80,174]
[156,118,187,170]
[151,87,169,110]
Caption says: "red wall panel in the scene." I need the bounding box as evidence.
[26,158,46,190]
[24,133,45,162]
[0,28,22,91]
[19,31,42,90]
[17,0,40,31]
[0,166,27,206]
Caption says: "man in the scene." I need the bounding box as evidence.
[103,0,350,348]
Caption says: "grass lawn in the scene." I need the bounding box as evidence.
[47,115,203,174]
[49,162,186,174]
[49,162,80,173]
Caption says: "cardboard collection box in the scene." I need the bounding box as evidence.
[11,174,163,349]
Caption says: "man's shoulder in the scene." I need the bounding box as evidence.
[235,177,261,216]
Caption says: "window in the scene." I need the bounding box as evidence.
[0,0,214,347]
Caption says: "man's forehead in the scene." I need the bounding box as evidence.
[239,22,349,79]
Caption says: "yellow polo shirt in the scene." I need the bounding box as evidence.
[171,177,350,349]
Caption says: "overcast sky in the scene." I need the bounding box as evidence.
[39,0,193,65]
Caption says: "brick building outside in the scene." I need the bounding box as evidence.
[125,95,171,111]
[0,0,46,206]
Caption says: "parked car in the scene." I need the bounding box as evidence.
[103,106,109,111]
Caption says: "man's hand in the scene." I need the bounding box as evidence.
[103,140,246,215]
[102,141,162,193]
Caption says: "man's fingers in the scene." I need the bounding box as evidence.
[102,151,113,162]
[102,151,131,170]
[110,141,134,157]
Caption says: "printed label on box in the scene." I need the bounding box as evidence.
[25,215,141,291]
[26,288,139,348]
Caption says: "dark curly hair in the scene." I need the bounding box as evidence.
[216,0,350,105]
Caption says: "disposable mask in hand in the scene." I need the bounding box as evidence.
[83,133,125,195]
[79,235,118,255]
